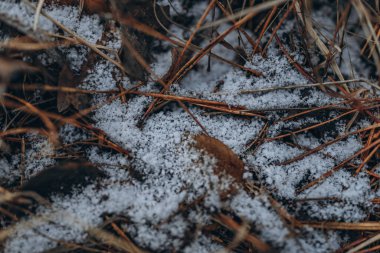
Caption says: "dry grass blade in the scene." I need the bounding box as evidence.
[301,221,380,231]
[177,100,209,135]
[239,79,380,94]
[0,11,51,43]
[33,0,45,31]
[4,93,59,145]
[0,187,48,205]
[355,245,380,253]
[88,228,146,253]
[262,0,297,55]
[198,0,286,31]
[214,214,272,253]
[214,222,248,253]
[193,103,265,118]
[245,122,270,151]
[177,0,217,66]
[0,204,143,253]
[2,0,380,251]
[352,0,380,79]
[254,5,278,54]
[10,83,266,119]
[216,1,261,51]
[346,233,380,253]
[3,98,131,156]
[295,0,349,91]
[279,123,380,165]
[336,236,372,253]
[355,144,380,174]
[168,0,286,85]
[0,36,72,51]
[298,137,380,193]
[136,0,271,120]
[9,83,114,94]
[267,109,357,141]
[0,127,47,139]
[120,16,261,76]
[110,222,145,253]
[274,33,315,82]
[23,0,128,74]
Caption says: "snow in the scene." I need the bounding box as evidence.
[1,0,379,252]
[0,158,15,185]
[0,1,103,71]
[22,136,55,179]
[0,0,55,33]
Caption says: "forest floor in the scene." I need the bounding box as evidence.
[0,0,380,252]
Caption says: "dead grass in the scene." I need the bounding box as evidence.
[0,0,380,252]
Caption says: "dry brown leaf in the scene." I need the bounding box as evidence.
[57,64,89,112]
[194,134,244,183]
[21,161,105,198]
[45,0,109,14]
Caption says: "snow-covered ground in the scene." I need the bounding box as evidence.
[0,1,378,252]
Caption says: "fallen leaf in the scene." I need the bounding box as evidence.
[57,64,90,112]
[45,0,109,14]
[194,134,244,199]
[79,0,109,14]
[21,161,105,198]
[214,214,272,253]
[194,134,244,181]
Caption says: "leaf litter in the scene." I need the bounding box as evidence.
[0,0,380,252]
